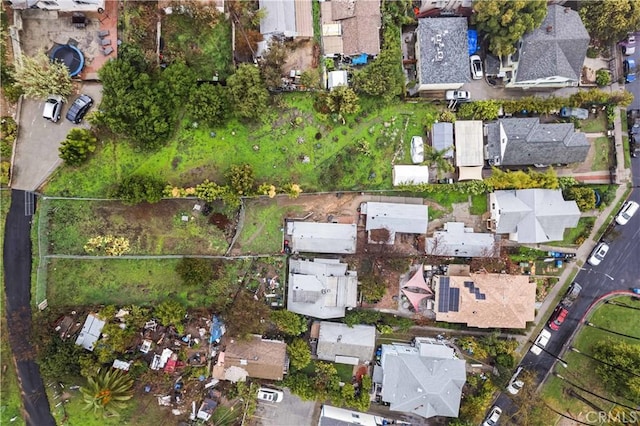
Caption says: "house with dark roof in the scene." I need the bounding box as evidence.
[485,117,590,167]
[497,5,590,88]
[320,0,381,57]
[213,335,288,382]
[431,122,453,158]
[488,189,580,243]
[414,17,470,93]
[376,337,466,419]
[315,321,376,365]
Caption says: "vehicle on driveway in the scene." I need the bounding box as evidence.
[66,94,93,124]
[615,200,639,225]
[624,59,637,83]
[560,107,588,120]
[483,406,502,426]
[506,366,524,395]
[470,55,483,80]
[43,95,63,123]
[588,242,610,266]
[410,136,424,164]
[257,387,284,403]
[530,329,551,355]
[445,90,471,102]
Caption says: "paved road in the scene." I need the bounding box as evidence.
[3,190,55,426]
[623,31,640,111]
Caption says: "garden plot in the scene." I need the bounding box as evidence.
[44,198,230,255]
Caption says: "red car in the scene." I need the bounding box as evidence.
[549,306,569,331]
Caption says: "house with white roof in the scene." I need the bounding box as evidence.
[315,321,376,365]
[426,222,498,257]
[392,165,430,186]
[75,313,105,351]
[286,221,357,254]
[454,120,484,181]
[362,201,428,243]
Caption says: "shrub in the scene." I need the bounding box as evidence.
[596,69,611,86]
[59,128,97,166]
[563,186,596,211]
[110,175,165,204]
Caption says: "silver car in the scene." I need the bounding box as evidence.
[43,95,63,123]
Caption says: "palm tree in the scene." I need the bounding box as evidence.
[80,368,134,418]
[424,146,454,179]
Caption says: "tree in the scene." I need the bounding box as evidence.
[424,146,454,178]
[225,164,255,195]
[472,0,547,57]
[325,86,360,121]
[313,362,340,399]
[80,368,134,418]
[593,340,640,401]
[158,60,196,109]
[227,64,269,119]
[38,336,83,379]
[359,274,386,303]
[457,100,501,121]
[596,69,611,87]
[563,186,596,211]
[187,83,230,127]
[271,310,307,336]
[176,257,214,286]
[260,38,288,88]
[224,290,270,338]
[580,1,640,44]
[59,128,97,166]
[155,300,186,328]
[110,175,165,204]
[13,51,73,100]
[287,338,312,370]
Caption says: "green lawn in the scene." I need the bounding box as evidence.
[44,199,228,255]
[44,95,439,197]
[580,115,607,133]
[541,297,640,415]
[551,216,595,248]
[591,136,612,171]
[623,135,631,169]
[470,193,487,215]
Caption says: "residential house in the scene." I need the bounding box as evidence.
[8,0,105,12]
[315,321,376,365]
[489,189,580,243]
[288,258,358,319]
[431,122,454,158]
[75,313,105,351]
[197,399,218,421]
[418,0,472,14]
[214,335,288,382]
[376,337,466,419]
[318,405,387,426]
[426,222,498,257]
[320,0,381,58]
[362,201,428,243]
[497,5,590,88]
[485,117,589,167]
[392,165,430,186]
[454,120,483,181]
[434,269,536,328]
[258,0,313,56]
[415,17,470,93]
[286,221,357,254]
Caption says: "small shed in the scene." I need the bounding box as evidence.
[392,165,430,186]
[431,122,454,158]
[327,70,348,90]
[75,313,105,352]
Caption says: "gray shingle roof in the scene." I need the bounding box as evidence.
[493,189,581,243]
[365,202,428,235]
[259,0,297,37]
[316,322,376,364]
[426,222,497,257]
[486,118,589,166]
[287,221,357,254]
[416,17,470,86]
[516,5,590,82]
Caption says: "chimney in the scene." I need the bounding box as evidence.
[564,7,570,13]
[546,26,553,33]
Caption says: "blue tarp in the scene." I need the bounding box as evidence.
[468,30,478,56]
[352,53,368,65]
[210,315,224,344]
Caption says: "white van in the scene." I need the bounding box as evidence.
[615,200,639,225]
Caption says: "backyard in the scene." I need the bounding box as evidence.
[591,136,612,171]
[43,95,441,197]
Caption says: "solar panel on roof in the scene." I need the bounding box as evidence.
[449,288,460,312]
[476,293,486,300]
[466,281,475,293]
[463,281,472,288]
[438,277,450,313]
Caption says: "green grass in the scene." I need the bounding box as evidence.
[623,135,631,169]
[591,136,612,171]
[470,193,487,215]
[552,216,595,248]
[580,115,607,133]
[44,95,440,197]
[44,199,228,255]
[334,363,355,382]
[234,197,303,254]
[621,110,628,132]
[541,297,640,415]
[0,190,26,425]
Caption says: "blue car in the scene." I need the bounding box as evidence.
[624,59,636,83]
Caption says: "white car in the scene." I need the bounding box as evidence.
[483,406,502,426]
[587,242,610,266]
[470,55,483,80]
[410,136,424,164]
[43,95,63,123]
[506,366,524,395]
[623,35,636,55]
[530,329,551,355]
[257,387,284,403]
[445,90,471,102]
[615,200,639,225]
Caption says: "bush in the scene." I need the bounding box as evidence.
[59,128,97,166]
[596,69,611,86]
[110,175,165,204]
[563,186,596,211]
[176,258,214,286]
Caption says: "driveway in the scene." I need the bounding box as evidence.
[10,82,102,191]
[254,388,318,426]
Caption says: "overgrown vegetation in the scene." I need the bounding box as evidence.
[0,117,17,185]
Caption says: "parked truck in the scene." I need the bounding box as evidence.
[549,282,582,331]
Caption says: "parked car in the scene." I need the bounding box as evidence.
[445,90,471,102]
[548,305,569,331]
[623,35,636,55]
[470,55,483,80]
[410,136,424,164]
[482,406,502,426]
[530,329,551,355]
[257,387,284,403]
[506,366,524,395]
[615,200,639,225]
[66,94,93,124]
[624,59,637,83]
[560,107,589,120]
[587,242,610,266]
[43,95,63,123]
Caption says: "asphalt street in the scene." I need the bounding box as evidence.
[625,32,640,111]
[3,190,55,426]
[491,155,640,422]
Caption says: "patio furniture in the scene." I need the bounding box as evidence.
[97,29,110,38]
[100,38,111,46]
[102,46,114,56]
